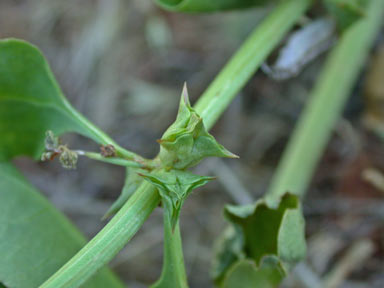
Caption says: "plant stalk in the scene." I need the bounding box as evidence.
[266,0,384,205]
[40,182,159,288]
[64,103,147,163]
[40,0,312,287]
[194,0,313,130]
[151,217,188,288]
[82,151,151,169]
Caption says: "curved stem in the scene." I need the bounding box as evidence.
[81,151,154,169]
[151,217,188,288]
[40,1,312,287]
[40,182,159,288]
[266,0,384,205]
[64,103,148,163]
[195,0,313,130]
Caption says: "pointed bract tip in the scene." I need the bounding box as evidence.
[225,151,240,159]
[181,82,190,106]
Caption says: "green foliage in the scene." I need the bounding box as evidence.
[222,259,284,288]
[0,162,123,288]
[159,85,237,170]
[324,0,369,31]
[2,0,381,285]
[0,39,136,162]
[0,39,127,288]
[141,169,214,230]
[212,194,306,287]
[0,40,92,160]
[154,0,271,12]
[142,87,236,288]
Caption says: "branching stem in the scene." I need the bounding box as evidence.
[40,1,313,287]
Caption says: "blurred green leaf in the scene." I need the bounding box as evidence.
[0,162,123,288]
[154,0,271,12]
[140,169,213,230]
[213,194,306,286]
[0,39,115,161]
[324,0,369,31]
[211,226,245,283]
[278,208,306,263]
[222,258,284,288]
[159,85,237,170]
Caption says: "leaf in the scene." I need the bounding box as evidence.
[140,169,214,230]
[154,0,271,12]
[103,167,143,219]
[278,208,306,263]
[222,258,284,288]
[159,84,237,170]
[211,226,245,284]
[0,162,124,288]
[324,0,369,31]
[0,39,113,161]
[213,193,306,286]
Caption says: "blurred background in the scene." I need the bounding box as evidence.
[1,0,383,287]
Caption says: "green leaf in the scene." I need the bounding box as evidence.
[211,226,245,284]
[324,0,369,31]
[154,0,271,12]
[278,208,306,263]
[213,194,306,286]
[159,85,237,170]
[0,39,118,161]
[222,258,284,288]
[103,167,143,219]
[0,162,123,288]
[140,169,214,230]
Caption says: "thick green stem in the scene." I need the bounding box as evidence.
[151,216,188,288]
[195,0,313,130]
[266,0,384,205]
[40,1,311,287]
[40,182,159,288]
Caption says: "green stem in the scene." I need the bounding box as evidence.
[40,1,311,286]
[40,182,159,288]
[82,152,151,169]
[64,103,147,163]
[151,216,188,288]
[266,0,384,205]
[195,0,313,130]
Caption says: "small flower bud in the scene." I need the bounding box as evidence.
[44,130,59,151]
[59,146,78,169]
[100,144,116,157]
